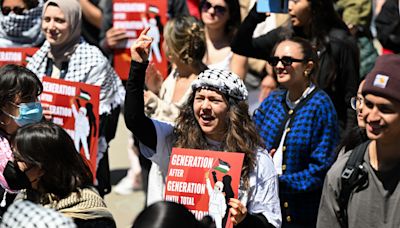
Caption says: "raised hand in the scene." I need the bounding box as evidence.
[204,171,209,179]
[130,27,153,63]
[145,63,163,95]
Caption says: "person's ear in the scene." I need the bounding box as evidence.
[304,60,314,76]
[306,60,313,72]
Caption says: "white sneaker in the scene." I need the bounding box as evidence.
[114,177,135,195]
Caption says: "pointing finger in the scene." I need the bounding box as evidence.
[140,27,151,36]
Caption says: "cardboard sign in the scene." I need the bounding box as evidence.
[112,0,168,80]
[165,148,244,228]
[0,47,38,66]
[257,0,289,13]
[40,77,100,179]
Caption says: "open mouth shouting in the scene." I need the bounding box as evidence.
[199,113,215,125]
[193,89,229,141]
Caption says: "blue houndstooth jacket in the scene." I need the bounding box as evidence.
[253,88,339,225]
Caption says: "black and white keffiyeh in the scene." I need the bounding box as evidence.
[27,39,125,115]
[191,68,248,100]
[0,0,44,47]
[1,200,76,228]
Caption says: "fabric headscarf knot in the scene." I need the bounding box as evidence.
[42,0,82,62]
[191,69,248,100]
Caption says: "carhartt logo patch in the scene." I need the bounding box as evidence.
[373,74,389,88]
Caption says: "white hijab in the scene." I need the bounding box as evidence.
[42,0,81,62]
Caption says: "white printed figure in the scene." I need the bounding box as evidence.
[71,104,90,160]
[141,17,162,63]
[206,177,226,228]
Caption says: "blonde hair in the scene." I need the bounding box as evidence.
[164,16,206,65]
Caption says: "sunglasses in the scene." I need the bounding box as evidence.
[1,6,26,16]
[268,56,306,67]
[201,1,227,16]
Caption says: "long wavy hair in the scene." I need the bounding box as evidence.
[174,91,261,189]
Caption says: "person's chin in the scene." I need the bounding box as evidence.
[358,124,366,129]
[277,76,289,85]
[205,16,221,25]
[47,38,58,45]
[291,19,299,27]
[47,36,63,45]
[366,130,380,140]
[200,124,213,132]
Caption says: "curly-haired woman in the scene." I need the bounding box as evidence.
[124,28,281,228]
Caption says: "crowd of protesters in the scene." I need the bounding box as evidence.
[0,0,400,227]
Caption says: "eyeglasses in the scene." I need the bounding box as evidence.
[268,56,306,67]
[1,6,26,16]
[350,96,364,110]
[201,1,227,16]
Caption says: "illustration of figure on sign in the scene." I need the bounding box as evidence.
[213,171,234,227]
[205,170,227,228]
[141,5,162,63]
[76,98,97,152]
[71,89,92,160]
[210,159,235,227]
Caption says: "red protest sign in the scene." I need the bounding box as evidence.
[40,77,100,180]
[0,47,38,66]
[112,0,168,80]
[165,148,244,228]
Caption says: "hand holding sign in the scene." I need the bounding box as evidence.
[130,27,153,63]
[165,148,244,227]
[229,198,248,225]
[105,27,129,50]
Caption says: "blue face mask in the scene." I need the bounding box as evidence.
[3,102,43,126]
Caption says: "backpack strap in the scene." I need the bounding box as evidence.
[338,141,370,228]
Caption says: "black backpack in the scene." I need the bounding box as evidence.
[337,141,370,228]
